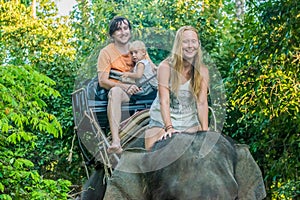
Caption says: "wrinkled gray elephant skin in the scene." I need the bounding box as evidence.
[81,165,107,200]
[95,131,266,200]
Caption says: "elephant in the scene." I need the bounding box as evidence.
[81,131,266,200]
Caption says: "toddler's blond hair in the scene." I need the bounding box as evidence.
[129,40,146,51]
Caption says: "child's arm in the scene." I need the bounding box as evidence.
[122,62,145,79]
[145,51,157,72]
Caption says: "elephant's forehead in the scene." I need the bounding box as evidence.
[141,133,238,199]
[148,132,236,166]
[150,132,237,174]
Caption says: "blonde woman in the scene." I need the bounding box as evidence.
[145,26,209,150]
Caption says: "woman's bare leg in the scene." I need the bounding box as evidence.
[184,125,202,133]
[145,127,165,151]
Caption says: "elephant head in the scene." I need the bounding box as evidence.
[102,131,266,200]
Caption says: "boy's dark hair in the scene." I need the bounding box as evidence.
[109,16,132,37]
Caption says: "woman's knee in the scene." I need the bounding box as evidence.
[145,128,163,150]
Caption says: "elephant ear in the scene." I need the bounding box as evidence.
[234,144,267,200]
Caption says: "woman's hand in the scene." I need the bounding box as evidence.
[159,127,181,140]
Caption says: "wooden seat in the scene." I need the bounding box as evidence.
[72,87,154,168]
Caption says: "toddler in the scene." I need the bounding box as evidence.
[122,40,157,96]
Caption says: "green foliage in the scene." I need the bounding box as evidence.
[0,65,71,199]
[224,0,300,198]
[270,179,300,200]
[0,0,77,127]
[1,0,298,198]
[1,0,85,187]
[0,1,75,66]
[0,65,61,138]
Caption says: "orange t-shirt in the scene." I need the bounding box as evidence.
[97,43,133,74]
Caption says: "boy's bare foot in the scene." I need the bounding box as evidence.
[107,144,123,154]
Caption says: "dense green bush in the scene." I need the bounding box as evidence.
[224,0,300,198]
[0,65,71,199]
[0,0,84,196]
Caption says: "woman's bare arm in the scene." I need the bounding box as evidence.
[197,66,209,131]
[158,61,172,128]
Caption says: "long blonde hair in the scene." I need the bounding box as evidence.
[169,26,204,99]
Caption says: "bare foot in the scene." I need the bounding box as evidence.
[107,144,123,154]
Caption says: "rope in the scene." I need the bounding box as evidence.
[80,153,90,179]
[102,143,113,175]
[208,106,217,132]
[99,150,111,183]
[83,110,120,167]
[67,129,77,162]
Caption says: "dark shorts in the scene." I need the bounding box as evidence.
[130,88,157,102]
